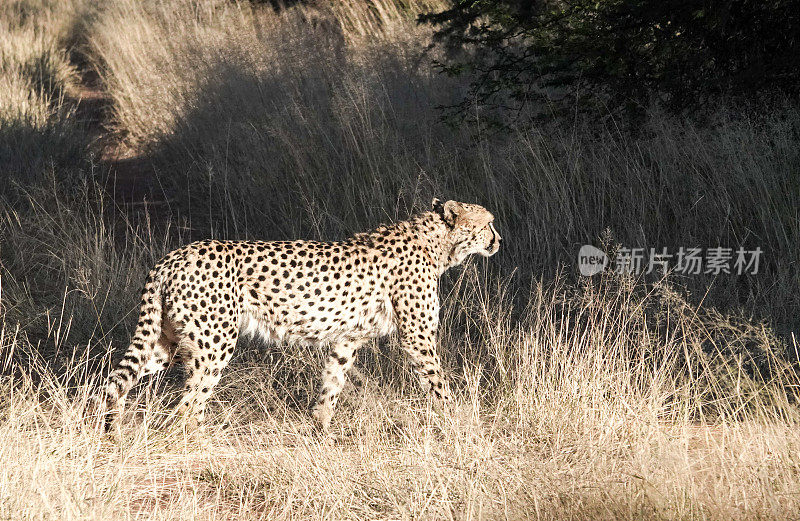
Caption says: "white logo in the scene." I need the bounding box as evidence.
[578,245,608,276]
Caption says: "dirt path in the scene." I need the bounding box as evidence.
[71,64,174,213]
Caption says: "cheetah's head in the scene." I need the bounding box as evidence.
[432,198,502,268]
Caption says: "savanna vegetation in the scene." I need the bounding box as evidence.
[1,0,798,519]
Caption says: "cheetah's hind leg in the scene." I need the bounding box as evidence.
[172,321,238,434]
[311,339,366,432]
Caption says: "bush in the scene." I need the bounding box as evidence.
[421,0,800,124]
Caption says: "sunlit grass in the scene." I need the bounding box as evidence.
[2,265,799,519]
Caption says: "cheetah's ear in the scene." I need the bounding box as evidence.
[434,199,463,227]
[432,198,443,212]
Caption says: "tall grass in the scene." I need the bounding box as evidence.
[88,0,800,329]
[0,0,90,189]
[1,0,800,519]
[2,266,799,519]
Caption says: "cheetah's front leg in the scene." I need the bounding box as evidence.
[312,339,366,431]
[398,333,452,405]
[392,291,452,406]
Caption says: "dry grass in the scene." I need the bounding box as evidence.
[2,0,800,519]
[2,268,800,519]
[86,0,799,325]
[0,0,96,184]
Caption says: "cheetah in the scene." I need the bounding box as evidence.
[93,199,501,431]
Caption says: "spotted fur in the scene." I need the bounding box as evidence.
[93,199,501,430]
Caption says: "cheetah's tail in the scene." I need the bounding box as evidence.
[88,266,165,430]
